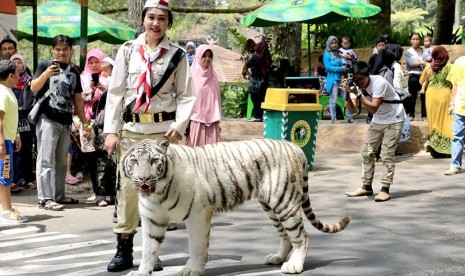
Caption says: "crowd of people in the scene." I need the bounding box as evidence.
[1,0,465,273]
[314,33,464,202]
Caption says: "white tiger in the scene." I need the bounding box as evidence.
[124,137,350,276]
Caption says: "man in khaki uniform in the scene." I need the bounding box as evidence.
[103,0,196,272]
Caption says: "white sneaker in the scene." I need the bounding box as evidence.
[0,208,28,225]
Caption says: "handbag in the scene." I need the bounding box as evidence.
[247,77,263,93]
[28,65,70,124]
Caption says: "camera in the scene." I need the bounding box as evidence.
[346,76,357,88]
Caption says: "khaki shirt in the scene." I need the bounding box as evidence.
[104,34,196,135]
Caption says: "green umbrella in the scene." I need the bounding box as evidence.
[17,0,135,45]
[241,0,382,27]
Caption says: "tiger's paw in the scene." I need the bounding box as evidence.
[177,266,203,276]
[281,261,304,274]
[264,253,285,265]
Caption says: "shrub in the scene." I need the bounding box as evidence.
[221,82,248,118]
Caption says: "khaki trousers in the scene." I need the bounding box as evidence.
[113,131,165,234]
[361,121,403,188]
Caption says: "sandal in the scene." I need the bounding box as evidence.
[65,175,79,185]
[10,183,22,194]
[26,182,37,189]
[40,200,64,211]
[57,197,79,204]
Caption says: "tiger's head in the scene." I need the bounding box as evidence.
[122,137,170,194]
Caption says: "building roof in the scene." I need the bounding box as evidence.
[210,44,244,83]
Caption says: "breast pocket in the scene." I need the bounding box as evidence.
[128,63,141,89]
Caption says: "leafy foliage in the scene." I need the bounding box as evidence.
[313,19,382,49]
[391,7,429,30]
[221,83,248,118]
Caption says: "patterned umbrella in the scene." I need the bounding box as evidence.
[241,0,382,27]
[17,0,135,45]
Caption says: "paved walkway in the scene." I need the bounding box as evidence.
[8,149,464,275]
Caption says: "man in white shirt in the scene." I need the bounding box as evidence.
[343,61,406,202]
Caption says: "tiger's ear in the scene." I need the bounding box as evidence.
[157,136,170,151]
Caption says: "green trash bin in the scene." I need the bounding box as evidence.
[261,88,321,170]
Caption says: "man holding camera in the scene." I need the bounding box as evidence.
[343,61,405,202]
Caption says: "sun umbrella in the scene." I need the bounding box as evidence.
[241,0,382,27]
[17,0,135,45]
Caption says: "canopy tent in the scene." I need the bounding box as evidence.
[240,0,381,74]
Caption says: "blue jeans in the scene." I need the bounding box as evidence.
[329,80,353,121]
[450,113,465,169]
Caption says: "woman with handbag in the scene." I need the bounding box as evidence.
[243,37,271,122]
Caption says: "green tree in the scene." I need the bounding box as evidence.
[391,7,428,30]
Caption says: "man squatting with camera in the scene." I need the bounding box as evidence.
[343,61,406,202]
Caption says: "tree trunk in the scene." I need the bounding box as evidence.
[434,0,456,45]
[127,0,145,30]
[368,0,391,36]
[272,23,302,74]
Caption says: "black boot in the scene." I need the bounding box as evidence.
[107,233,134,272]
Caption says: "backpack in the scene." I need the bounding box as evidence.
[382,86,411,104]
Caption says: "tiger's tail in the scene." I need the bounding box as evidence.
[301,160,351,233]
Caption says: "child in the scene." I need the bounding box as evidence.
[419,35,433,97]
[423,35,433,63]
[0,60,27,225]
[338,36,357,73]
[185,41,196,66]
[100,57,114,79]
[314,55,327,95]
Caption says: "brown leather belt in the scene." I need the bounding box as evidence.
[123,111,176,124]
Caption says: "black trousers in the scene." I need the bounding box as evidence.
[250,80,268,119]
[406,74,422,118]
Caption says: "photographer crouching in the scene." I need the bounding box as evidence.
[343,61,406,202]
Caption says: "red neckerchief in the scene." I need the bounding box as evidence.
[133,45,167,113]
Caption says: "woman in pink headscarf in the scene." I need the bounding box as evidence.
[75,48,110,205]
[186,44,221,147]
[81,48,107,122]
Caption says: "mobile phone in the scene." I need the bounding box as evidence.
[91,73,99,84]
[51,60,60,67]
